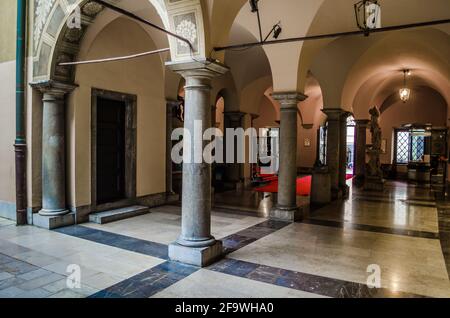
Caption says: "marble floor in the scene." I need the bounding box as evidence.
[0,181,449,298]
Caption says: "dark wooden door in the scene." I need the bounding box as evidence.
[96,97,126,204]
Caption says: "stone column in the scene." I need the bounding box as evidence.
[31,81,76,218]
[224,111,246,187]
[166,61,228,267]
[354,119,370,183]
[270,92,307,222]
[339,112,351,198]
[322,109,346,200]
[166,100,180,195]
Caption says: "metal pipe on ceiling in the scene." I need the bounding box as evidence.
[59,48,170,66]
[214,18,450,52]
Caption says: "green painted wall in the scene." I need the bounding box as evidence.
[0,0,17,63]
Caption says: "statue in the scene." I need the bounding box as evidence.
[365,106,384,190]
[369,107,382,151]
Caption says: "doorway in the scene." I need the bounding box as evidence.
[91,89,137,210]
[346,116,356,176]
[96,97,126,204]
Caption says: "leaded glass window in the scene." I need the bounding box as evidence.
[411,135,425,161]
[396,131,410,164]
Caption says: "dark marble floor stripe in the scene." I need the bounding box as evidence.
[89,261,198,298]
[436,200,450,279]
[221,220,290,254]
[54,225,169,260]
[208,258,426,298]
[302,218,439,240]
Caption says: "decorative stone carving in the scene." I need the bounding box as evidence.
[174,12,199,55]
[365,106,384,191]
[81,2,103,16]
[176,19,197,47]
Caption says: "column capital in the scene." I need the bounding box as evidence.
[166,60,229,80]
[355,119,370,127]
[322,108,351,120]
[272,92,308,110]
[224,111,246,121]
[30,80,77,98]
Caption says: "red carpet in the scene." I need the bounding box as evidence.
[254,174,354,196]
[255,176,312,196]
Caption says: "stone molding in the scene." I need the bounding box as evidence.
[355,119,371,127]
[166,60,229,80]
[30,80,77,96]
[322,108,351,121]
[272,92,308,110]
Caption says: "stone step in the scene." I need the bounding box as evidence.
[89,205,149,224]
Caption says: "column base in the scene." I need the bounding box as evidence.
[33,212,75,230]
[270,206,302,222]
[169,240,223,267]
[165,191,180,204]
[38,208,69,216]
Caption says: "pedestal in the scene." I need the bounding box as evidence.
[311,166,331,205]
[169,241,223,267]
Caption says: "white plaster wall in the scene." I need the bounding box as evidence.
[67,17,166,208]
[0,60,16,204]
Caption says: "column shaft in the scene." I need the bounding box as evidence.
[179,75,214,247]
[224,112,245,185]
[278,107,298,207]
[355,120,369,181]
[41,93,67,215]
[166,101,179,194]
[322,109,347,199]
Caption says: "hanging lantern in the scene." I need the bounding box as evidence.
[399,70,411,103]
[354,0,381,35]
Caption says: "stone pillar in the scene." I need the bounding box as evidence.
[339,112,351,198]
[322,109,346,200]
[166,100,180,195]
[224,111,246,187]
[31,81,75,217]
[270,92,307,222]
[354,119,370,183]
[166,61,228,267]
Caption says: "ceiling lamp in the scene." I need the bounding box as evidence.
[354,0,381,35]
[399,70,411,103]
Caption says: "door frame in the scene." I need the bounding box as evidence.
[91,88,137,212]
